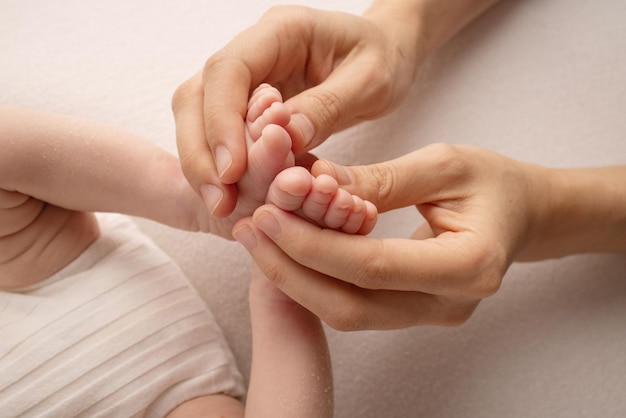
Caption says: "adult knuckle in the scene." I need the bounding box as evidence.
[171,76,199,114]
[465,246,507,299]
[473,278,501,299]
[357,260,386,290]
[202,55,239,86]
[308,89,343,128]
[369,162,400,207]
[428,141,455,155]
[352,242,391,290]
[177,152,206,186]
[437,299,478,327]
[360,62,396,115]
[289,235,326,266]
[323,301,370,331]
[259,259,290,290]
[201,55,220,80]
[444,306,474,326]
[429,142,461,166]
[202,104,225,132]
[426,143,470,176]
[476,270,504,298]
[262,4,301,20]
[259,4,313,36]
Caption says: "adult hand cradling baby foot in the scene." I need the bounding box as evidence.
[235,144,626,330]
[174,0,626,330]
[172,1,434,216]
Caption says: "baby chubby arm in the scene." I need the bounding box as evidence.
[0,106,207,231]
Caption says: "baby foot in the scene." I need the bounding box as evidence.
[244,84,377,234]
[245,84,290,142]
[209,85,292,238]
[241,83,377,236]
[266,167,378,235]
[212,83,377,238]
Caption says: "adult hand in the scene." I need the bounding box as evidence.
[233,144,626,330]
[172,1,428,217]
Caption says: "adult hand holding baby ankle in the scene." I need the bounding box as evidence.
[234,144,626,330]
[173,0,499,216]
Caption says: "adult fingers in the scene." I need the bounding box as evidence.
[172,72,238,217]
[241,205,505,299]
[283,25,398,153]
[200,6,319,181]
[311,143,472,213]
[233,217,479,330]
[201,58,251,186]
[199,35,275,187]
[180,6,309,214]
[278,6,419,154]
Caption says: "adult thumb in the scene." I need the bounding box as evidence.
[284,67,397,154]
[284,86,349,155]
[310,157,418,214]
[311,144,457,213]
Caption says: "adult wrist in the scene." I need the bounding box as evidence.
[517,165,626,261]
[362,0,424,83]
[365,0,501,66]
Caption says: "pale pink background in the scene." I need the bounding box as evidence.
[3,0,625,416]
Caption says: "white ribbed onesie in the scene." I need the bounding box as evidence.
[0,214,244,417]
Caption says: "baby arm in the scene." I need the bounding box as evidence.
[0,106,206,231]
[245,266,333,418]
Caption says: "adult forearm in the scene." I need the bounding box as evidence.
[519,165,626,260]
[365,0,501,66]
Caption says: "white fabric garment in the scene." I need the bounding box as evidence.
[0,214,244,418]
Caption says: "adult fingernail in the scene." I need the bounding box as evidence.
[200,184,223,215]
[292,113,315,148]
[256,211,280,239]
[215,145,232,178]
[233,225,257,251]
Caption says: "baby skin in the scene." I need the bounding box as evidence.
[166,84,378,417]
[0,85,377,417]
[221,83,377,237]
[0,85,375,289]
